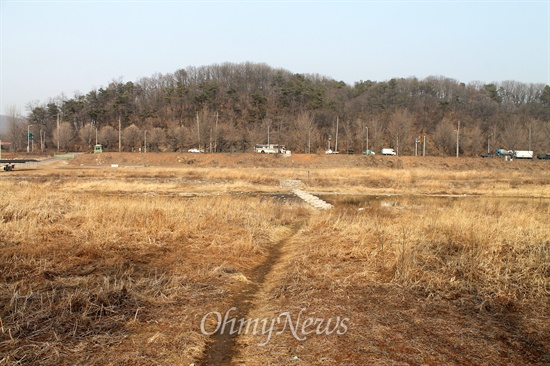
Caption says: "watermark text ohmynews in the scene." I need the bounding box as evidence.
[200,307,349,346]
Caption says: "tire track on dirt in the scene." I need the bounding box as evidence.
[197,220,306,365]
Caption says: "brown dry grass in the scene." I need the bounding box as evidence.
[236,198,549,365]
[13,153,550,198]
[1,152,549,365]
[0,180,307,365]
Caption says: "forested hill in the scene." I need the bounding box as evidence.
[12,62,550,155]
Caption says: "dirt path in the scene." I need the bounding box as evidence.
[197,221,305,365]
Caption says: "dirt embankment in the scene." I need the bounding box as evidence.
[70,152,550,172]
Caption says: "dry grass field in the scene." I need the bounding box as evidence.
[1,153,548,365]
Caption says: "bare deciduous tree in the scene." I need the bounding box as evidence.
[123,124,141,151]
[292,112,315,153]
[148,127,166,151]
[195,108,216,150]
[99,126,118,150]
[5,105,26,152]
[340,117,362,153]
[79,124,95,149]
[500,115,528,151]
[387,109,415,155]
[434,117,456,155]
[366,117,384,154]
[529,118,550,152]
[463,124,485,156]
[166,124,186,152]
[219,123,241,153]
[246,119,270,151]
[53,122,74,151]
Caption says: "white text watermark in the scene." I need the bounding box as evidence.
[200,307,350,346]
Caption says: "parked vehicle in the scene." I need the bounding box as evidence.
[255,144,286,154]
[362,150,375,155]
[513,150,533,159]
[537,153,550,160]
[496,148,513,157]
[188,148,204,153]
[381,148,396,156]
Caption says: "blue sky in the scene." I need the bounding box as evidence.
[1,0,549,115]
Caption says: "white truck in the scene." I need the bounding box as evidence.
[513,150,534,159]
[381,148,396,156]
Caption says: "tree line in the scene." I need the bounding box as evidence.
[4,61,550,155]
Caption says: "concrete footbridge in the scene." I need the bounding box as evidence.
[292,189,333,210]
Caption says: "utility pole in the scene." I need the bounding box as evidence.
[40,129,44,153]
[118,116,122,152]
[56,113,60,152]
[456,120,460,158]
[215,111,218,153]
[196,111,200,150]
[396,135,399,156]
[267,125,270,146]
[423,135,426,157]
[144,130,148,153]
[365,126,369,153]
[528,123,532,151]
[308,127,311,154]
[335,116,339,153]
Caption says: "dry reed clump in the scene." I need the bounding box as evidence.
[300,166,550,196]
[412,201,549,305]
[0,180,303,365]
[297,199,549,309]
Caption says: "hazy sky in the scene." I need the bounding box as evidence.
[1,0,549,115]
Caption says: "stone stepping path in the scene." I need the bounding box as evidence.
[292,189,333,210]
